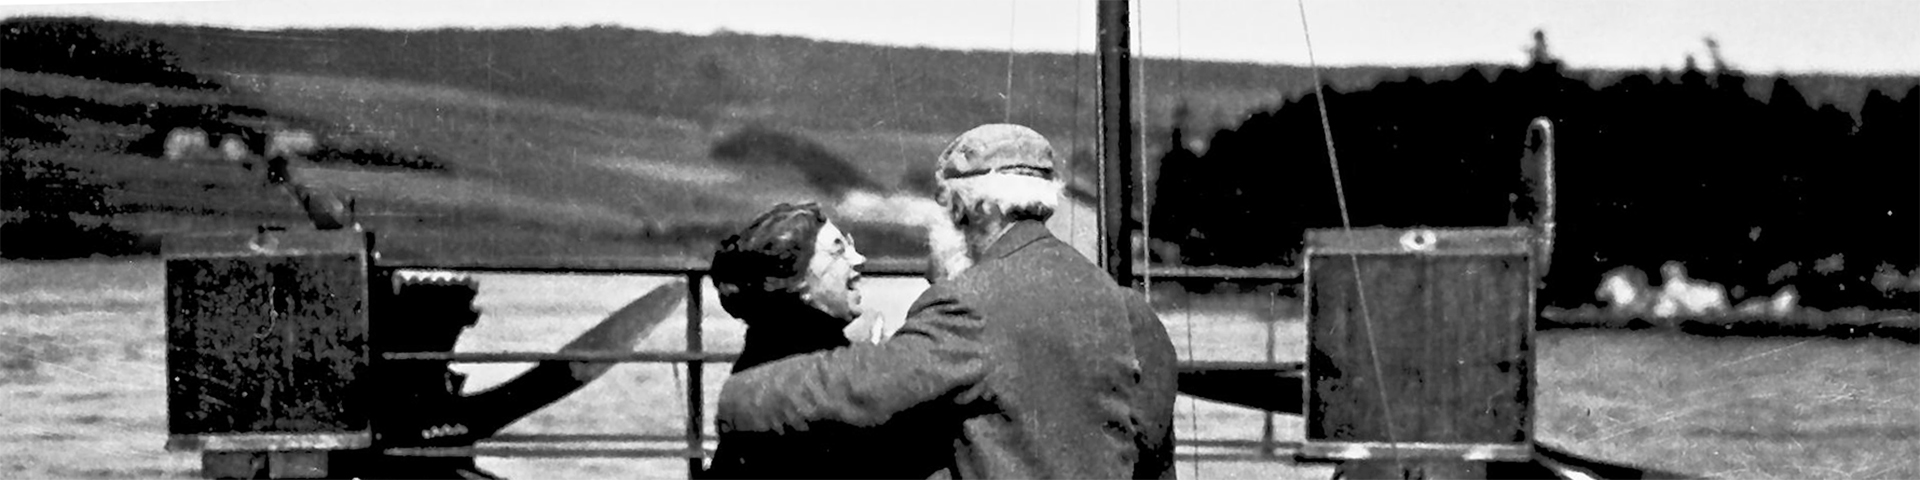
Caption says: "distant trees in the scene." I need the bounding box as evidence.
[0,157,149,258]
[1149,33,1919,311]
[0,17,216,89]
[709,124,883,197]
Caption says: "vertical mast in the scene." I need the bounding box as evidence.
[1097,0,1134,284]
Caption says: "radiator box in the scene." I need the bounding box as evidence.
[1300,227,1536,462]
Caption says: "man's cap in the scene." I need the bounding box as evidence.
[936,124,1056,181]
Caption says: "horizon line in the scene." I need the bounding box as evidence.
[8,13,1920,77]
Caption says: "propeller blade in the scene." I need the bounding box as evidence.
[455,281,690,436]
[560,281,692,380]
[1176,361,1305,415]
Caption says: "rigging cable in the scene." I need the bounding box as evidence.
[1005,0,1019,122]
[1294,0,1403,470]
[1071,0,1088,249]
[1135,0,1150,327]
[1172,1,1204,477]
[1132,1,1197,476]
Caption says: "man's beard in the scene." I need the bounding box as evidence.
[924,214,974,283]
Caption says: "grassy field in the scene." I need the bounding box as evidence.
[3,67,879,258]
[1535,331,1919,479]
[4,259,1916,479]
[2,17,1170,264]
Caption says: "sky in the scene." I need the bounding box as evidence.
[2,0,1916,75]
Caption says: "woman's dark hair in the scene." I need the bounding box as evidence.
[711,202,828,319]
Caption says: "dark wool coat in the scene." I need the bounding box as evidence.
[703,305,882,479]
[716,220,1179,479]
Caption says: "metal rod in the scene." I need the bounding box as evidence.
[1177,360,1304,374]
[1178,438,1308,463]
[383,350,1289,375]
[1133,265,1301,281]
[1264,306,1279,458]
[376,255,932,277]
[1297,441,1533,462]
[1098,0,1133,284]
[1179,452,1307,462]
[456,435,1302,452]
[381,351,741,363]
[486,433,687,443]
[382,441,1299,461]
[381,259,1295,282]
[376,255,708,275]
[1182,439,1304,449]
[684,273,707,475]
[1530,117,1557,279]
[384,447,708,459]
[384,446,1305,462]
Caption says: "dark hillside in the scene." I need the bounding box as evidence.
[0,17,216,89]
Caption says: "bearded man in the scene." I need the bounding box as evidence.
[716,123,1179,479]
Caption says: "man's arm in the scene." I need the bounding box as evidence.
[717,291,994,434]
[1125,291,1180,480]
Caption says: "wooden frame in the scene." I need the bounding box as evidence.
[164,229,373,454]
[1300,227,1538,463]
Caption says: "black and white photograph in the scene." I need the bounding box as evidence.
[1,0,1915,478]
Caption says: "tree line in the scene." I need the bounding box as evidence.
[1151,41,1918,311]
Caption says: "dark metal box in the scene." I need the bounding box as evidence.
[1301,227,1535,462]
[163,229,373,452]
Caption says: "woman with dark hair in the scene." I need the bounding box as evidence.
[703,202,930,478]
[708,202,871,373]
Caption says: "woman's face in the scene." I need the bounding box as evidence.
[802,221,866,320]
